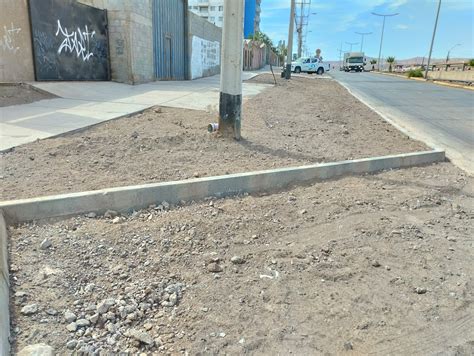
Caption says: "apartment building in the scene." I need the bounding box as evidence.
[188,0,225,27]
[188,0,261,37]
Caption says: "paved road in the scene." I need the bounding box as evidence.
[330,71,474,173]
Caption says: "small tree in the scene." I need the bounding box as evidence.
[386,56,396,72]
[370,59,377,70]
[469,59,474,67]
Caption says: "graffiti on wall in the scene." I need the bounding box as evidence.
[55,19,96,61]
[0,23,21,54]
[33,29,58,72]
[191,36,220,79]
[29,0,109,81]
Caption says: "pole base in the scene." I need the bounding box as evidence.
[219,92,242,140]
[285,64,292,79]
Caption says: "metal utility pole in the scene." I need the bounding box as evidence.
[425,0,442,79]
[372,12,399,71]
[295,1,312,59]
[337,42,344,70]
[355,31,372,52]
[345,41,359,52]
[297,1,304,58]
[285,0,296,79]
[219,0,244,140]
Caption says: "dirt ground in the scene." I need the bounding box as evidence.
[9,162,474,354]
[0,74,429,201]
[0,84,55,107]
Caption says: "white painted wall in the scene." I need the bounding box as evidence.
[191,35,220,79]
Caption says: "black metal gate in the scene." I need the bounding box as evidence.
[153,0,186,80]
[29,0,110,81]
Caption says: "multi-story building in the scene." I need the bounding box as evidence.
[188,0,260,37]
[244,0,261,38]
[188,0,225,27]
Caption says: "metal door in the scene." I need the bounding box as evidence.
[153,0,186,80]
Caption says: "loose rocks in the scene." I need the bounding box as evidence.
[127,329,154,345]
[207,263,223,273]
[97,298,115,314]
[415,287,427,294]
[40,238,52,250]
[230,256,246,264]
[371,260,381,267]
[104,210,119,218]
[76,318,90,327]
[64,310,77,323]
[66,322,78,332]
[21,304,38,315]
[18,344,54,356]
[66,340,78,350]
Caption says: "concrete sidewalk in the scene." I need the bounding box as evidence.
[0,70,271,151]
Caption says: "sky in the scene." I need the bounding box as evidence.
[260,0,474,61]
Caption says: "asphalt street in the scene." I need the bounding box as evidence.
[330,71,474,173]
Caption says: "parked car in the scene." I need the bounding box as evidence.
[295,56,330,74]
[282,56,330,75]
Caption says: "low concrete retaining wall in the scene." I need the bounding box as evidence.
[0,150,444,224]
[0,210,9,356]
[428,70,474,82]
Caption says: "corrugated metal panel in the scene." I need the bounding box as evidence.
[153,0,186,80]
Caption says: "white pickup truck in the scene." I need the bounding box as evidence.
[291,56,330,75]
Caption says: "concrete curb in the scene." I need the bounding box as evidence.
[432,80,474,91]
[372,71,426,82]
[0,210,10,356]
[0,150,444,224]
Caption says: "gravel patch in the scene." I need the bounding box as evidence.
[9,163,473,354]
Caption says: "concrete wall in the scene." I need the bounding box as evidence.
[0,0,35,82]
[427,70,474,82]
[128,1,154,83]
[1,1,213,84]
[187,11,221,80]
[79,0,154,84]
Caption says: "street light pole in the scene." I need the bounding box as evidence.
[446,43,461,64]
[355,31,372,52]
[286,0,296,79]
[345,41,359,52]
[219,0,244,140]
[372,12,399,71]
[425,0,442,79]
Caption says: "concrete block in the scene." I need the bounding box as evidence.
[0,150,445,224]
[0,210,9,355]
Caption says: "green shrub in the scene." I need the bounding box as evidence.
[407,69,424,78]
[469,59,474,67]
